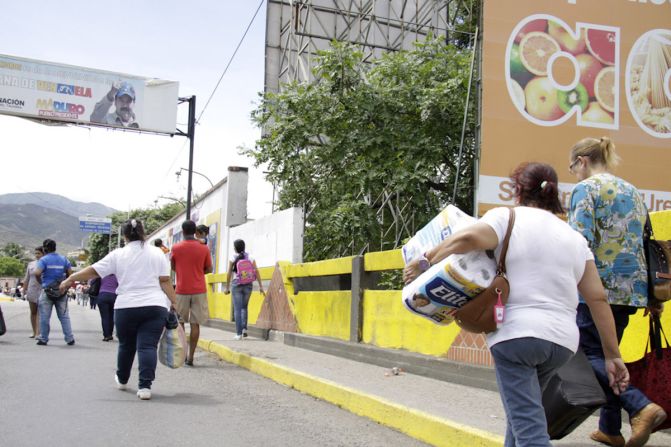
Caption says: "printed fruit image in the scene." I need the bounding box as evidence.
[548,21,586,55]
[577,53,604,97]
[594,66,616,113]
[519,32,561,76]
[583,101,614,124]
[586,29,616,66]
[557,83,589,113]
[510,79,526,110]
[524,77,564,121]
[510,44,534,86]
[514,19,548,44]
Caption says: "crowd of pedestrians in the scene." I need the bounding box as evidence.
[402,136,666,447]
[9,135,667,444]
[16,218,257,401]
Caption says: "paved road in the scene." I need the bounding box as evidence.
[0,300,428,447]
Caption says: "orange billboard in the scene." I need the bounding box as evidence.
[479,0,671,214]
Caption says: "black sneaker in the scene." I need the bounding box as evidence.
[242,329,248,338]
[67,340,75,346]
[36,340,47,346]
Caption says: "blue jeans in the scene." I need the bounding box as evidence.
[37,292,74,344]
[577,303,651,435]
[114,306,168,389]
[491,337,573,447]
[232,283,253,336]
[97,292,116,338]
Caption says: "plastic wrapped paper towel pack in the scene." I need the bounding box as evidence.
[401,205,497,325]
[401,205,478,264]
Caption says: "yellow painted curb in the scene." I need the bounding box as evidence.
[198,338,503,447]
[0,297,14,302]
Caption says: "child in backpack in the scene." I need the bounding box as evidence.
[224,239,264,340]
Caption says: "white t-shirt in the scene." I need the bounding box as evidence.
[480,206,594,353]
[93,241,171,310]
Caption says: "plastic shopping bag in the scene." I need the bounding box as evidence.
[159,323,187,369]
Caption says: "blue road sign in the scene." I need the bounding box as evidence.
[79,216,112,234]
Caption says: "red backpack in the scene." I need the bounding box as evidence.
[235,254,256,285]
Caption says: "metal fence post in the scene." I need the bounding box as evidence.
[350,256,365,342]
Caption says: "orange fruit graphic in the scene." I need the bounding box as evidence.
[519,32,561,76]
[595,66,616,113]
[586,29,616,66]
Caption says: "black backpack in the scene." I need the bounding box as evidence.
[88,277,101,297]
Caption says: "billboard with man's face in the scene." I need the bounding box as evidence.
[0,54,178,134]
[480,0,671,214]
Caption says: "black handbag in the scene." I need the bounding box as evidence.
[44,281,66,301]
[543,349,606,439]
[644,214,671,303]
[0,305,6,336]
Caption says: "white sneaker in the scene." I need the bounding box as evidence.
[137,388,151,400]
[233,335,242,340]
[115,374,127,391]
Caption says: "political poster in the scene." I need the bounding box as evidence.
[0,54,178,134]
[480,0,671,213]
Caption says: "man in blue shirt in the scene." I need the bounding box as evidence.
[34,239,75,346]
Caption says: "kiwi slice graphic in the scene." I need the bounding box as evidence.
[557,83,589,113]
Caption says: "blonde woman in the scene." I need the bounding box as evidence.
[568,137,666,447]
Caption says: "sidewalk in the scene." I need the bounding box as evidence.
[197,325,671,447]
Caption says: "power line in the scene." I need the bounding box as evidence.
[197,0,265,124]
[164,0,265,179]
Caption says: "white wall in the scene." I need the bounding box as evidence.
[149,167,303,273]
[226,207,303,268]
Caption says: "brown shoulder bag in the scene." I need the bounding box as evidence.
[455,208,515,334]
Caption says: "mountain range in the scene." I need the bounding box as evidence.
[0,193,117,254]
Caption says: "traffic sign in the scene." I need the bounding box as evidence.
[79,216,112,234]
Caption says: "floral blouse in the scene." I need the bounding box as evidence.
[568,173,648,307]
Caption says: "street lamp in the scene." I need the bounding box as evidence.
[157,195,186,206]
[175,167,214,189]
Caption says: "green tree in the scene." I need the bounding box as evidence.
[0,256,25,277]
[1,242,27,261]
[87,202,184,263]
[245,37,478,261]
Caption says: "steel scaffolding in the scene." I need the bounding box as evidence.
[264,0,477,256]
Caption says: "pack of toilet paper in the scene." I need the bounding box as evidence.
[401,206,497,325]
[401,205,477,264]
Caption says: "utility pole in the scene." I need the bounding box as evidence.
[185,96,196,220]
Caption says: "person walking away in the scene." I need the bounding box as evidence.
[97,275,118,341]
[34,239,74,346]
[225,239,265,340]
[75,283,83,305]
[88,280,98,310]
[60,219,177,400]
[171,220,213,366]
[568,137,667,447]
[23,246,45,338]
[404,162,630,447]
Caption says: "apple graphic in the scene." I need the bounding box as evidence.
[548,21,586,55]
[576,53,603,97]
[524,77,564,121]
[514,19,548,44]
[582,101,614,124]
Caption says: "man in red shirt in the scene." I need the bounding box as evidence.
[171,220,213,366]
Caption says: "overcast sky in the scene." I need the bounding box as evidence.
[0,0,273,218]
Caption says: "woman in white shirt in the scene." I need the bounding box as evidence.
[404,162,629,447]
[61,219,177,401]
